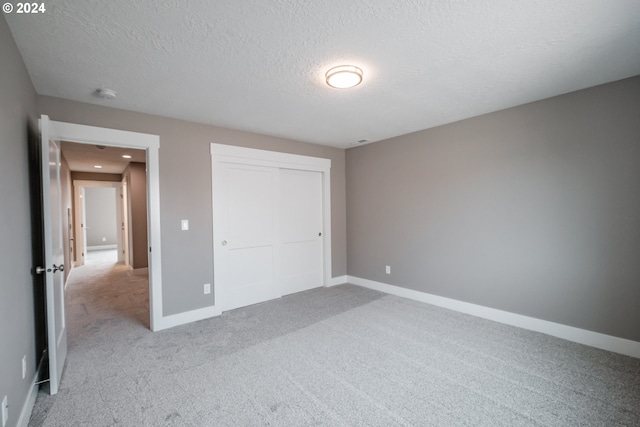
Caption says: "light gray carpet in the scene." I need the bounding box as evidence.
[30,262,640,426]
[84,249,118,264]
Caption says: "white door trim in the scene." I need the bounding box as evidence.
[47,119,163,331]
[72,180,123,267]
[210,143,332,313]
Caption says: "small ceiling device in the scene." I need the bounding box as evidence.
[95,88,117,99]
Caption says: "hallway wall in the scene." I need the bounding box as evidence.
[0,15,39,427]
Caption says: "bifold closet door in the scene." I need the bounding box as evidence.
[279,169,324,296]
[214,163,280,312]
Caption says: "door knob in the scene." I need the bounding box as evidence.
[35,266,51,274]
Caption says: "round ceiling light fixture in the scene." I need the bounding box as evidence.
[325,65,363,89]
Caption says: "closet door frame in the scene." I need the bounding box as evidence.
[210,143,332,312]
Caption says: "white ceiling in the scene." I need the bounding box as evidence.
[6,0,640,148]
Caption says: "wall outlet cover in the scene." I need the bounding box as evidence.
[204,283,211,295]
[385,265,391,274]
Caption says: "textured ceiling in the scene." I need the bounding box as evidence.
[6,0,640,148]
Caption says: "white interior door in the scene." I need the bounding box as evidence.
[279,169,324,295]
[214,163,280,312]
[212,144,332,314]
[40,115,67,395]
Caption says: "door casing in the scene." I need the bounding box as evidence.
[43,118,164,330]
[72,181,124,267]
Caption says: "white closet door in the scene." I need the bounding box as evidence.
[279,169,324,296]
[214,163,280,312]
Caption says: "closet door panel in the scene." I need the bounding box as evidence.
[279,169,324,296]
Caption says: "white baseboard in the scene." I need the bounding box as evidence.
[132,267,148,276]
[86,244,117,251]
[17,367,41,427]
[348,276,640,359]
[327,275,348,287]
[153,305,220,331]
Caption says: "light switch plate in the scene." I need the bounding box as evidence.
[181,220,189,231]
[385,265,391,274]
[204,283,211,295]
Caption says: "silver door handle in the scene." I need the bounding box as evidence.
[221,240,227,246]
[35,266,51,274]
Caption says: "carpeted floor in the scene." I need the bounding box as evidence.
[84,249,118,264]
[29,261,640,426]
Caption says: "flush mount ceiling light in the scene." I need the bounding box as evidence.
[122,154,132,159]
[325,65,363,89]
[94,165,103,169]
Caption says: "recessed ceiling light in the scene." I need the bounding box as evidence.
[95,88,116,99]
[94,165,103,169]
[122,155,132,159]
[325,65,363,89]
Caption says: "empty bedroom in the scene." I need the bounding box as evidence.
[1,1,639,426]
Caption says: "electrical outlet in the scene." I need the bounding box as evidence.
[385,265,391,274]
[203,283,211,295]
[181,220,189,231]
[22,355,26,379]
[2,395,7,427]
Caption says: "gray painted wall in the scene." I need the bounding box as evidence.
[39,96,348,316]
[70,172,122,182]
[123,162,148,269]
[84,187,118,247]
[0,15,38,427]
[347,76,640,342]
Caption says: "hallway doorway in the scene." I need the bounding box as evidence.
[45,120,163,330]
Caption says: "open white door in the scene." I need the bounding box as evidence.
[39,115,67,395]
